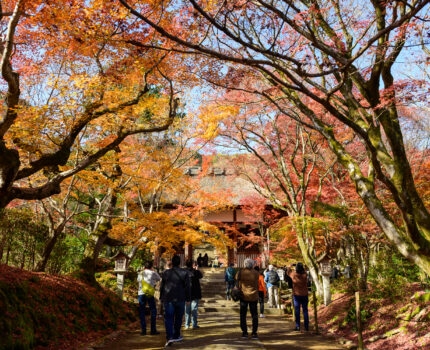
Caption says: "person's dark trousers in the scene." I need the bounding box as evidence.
[239,300,258,335]
[258,291,265,314]
[164,301,186,340]
[293,295,309,330]
[138,294,157,334]
[226,280,235,299]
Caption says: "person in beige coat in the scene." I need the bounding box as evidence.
[235,258,259,339]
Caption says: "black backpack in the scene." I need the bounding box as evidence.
[268,270,280,285]
[285,274,293,289]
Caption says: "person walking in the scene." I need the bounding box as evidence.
[225,263,236,300]
[236,258,259,339]
[184,260,203,329]
[203,253,209,267]
[264,265,280,308]
[158,261,173,319]
[137,261,161,336]
[160,255,191,346]
[197,253,203,268]
[288,262,309,331]
[254,266,266,318]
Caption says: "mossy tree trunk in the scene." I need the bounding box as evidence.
[80,188,118,282]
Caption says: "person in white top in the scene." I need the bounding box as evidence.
[137,261,161,335]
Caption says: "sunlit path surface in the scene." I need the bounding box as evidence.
[96,268,344,350]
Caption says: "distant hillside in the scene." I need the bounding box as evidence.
[0,264,136,350]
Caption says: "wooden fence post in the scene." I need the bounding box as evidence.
[312,289,319,334]
[355,291,364,350]
[279,280,282,314]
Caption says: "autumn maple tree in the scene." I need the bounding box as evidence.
[120,0,430,275]
[0,0,179,209]
[208,103,338,297]
[107,130,232,263]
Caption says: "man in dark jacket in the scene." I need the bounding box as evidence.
[184,260,203,329]
[160,255,191,346]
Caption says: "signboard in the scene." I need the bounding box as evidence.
[276,268,285,281]
[320,261,332,276]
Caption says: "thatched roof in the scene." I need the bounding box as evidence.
[197,173,259,206]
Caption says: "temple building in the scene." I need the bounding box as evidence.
[172,165,281,268]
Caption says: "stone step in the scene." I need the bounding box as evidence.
[201,307,240,313]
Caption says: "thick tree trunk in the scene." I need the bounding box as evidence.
[128,245,139,266]
[0,143,20,209]
[295,223,323,298]
[356,248,370,291]
[35,222,66,272]
[0,234,7,262]
[308,265,323,299]
[79,190,118,282]
[322,128,430,276]
[359,185,430,276]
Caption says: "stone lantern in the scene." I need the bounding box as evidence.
[317,253,332,305]
[113,251,130,299]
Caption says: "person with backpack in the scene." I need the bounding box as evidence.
[284,265,293,289]
[264,265,280,308]
[288,262,309,331]
[184,260,203,329]
[137,261,161,336]
[254,266,267,318]
[225,263,236,300]
[160,255,191,346]
[235,258,259,339]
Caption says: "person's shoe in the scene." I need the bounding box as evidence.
[172,336,183,342]
[150,331,160,335]
[184,325,189,330]
[304,327,309,332]
[140,331,146,336]
[259,313,265,318]
[251,333,258,340]
[165,339,173,347]
[294,326,300,331]
[192,325,200,329]
[241,333,248,339]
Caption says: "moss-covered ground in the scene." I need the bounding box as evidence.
[0,264,136,350]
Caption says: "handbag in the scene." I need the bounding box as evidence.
[141,273,155,297]
[231,270,243,302]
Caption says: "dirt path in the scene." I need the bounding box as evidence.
[93,269,344,350]
[95,310,344,350]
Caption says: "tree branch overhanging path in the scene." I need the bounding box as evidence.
[0,2,180,209]
[119,0,430,274]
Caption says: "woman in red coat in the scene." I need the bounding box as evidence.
[254,266,267,318]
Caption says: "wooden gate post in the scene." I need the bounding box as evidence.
[355,291,364,349]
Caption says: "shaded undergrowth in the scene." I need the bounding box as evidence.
[0,264,136,350]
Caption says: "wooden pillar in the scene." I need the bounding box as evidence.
[233,208,238,267]
[185,243,193,262]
